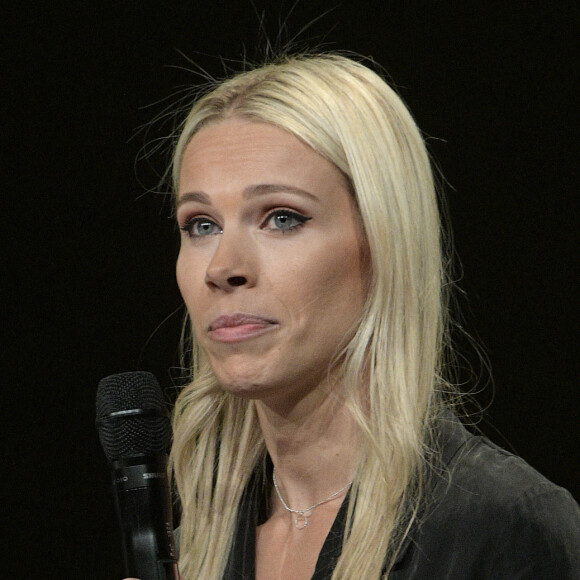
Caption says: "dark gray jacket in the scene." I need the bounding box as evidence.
[180,412,580,578]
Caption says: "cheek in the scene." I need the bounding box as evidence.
[176,264,206,342]
[176,251,202,311]
[175,254,189,300]
[290,242,367,323]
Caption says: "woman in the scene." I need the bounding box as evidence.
[129,54,579,579]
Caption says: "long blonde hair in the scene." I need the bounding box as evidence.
[170,53,450,579]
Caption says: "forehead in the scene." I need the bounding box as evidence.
[177,118,351,196]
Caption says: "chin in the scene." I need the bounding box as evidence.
[210,366,269,398]
[218,380,274,400]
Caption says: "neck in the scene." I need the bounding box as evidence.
[255,383,359,510]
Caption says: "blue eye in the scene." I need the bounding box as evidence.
[181,217,222,238]
[263,210,311,233]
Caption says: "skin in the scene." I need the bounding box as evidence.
[175,118,368,579]
[176,118,368,410]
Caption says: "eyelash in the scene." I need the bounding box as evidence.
[179,217,221,238]
[262,209,311,233]
[179,209,311,239]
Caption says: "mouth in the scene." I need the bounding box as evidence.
[208,313,278,343]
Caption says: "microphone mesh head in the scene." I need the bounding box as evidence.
[96,371,171,461]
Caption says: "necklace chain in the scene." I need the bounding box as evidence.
[272,469,353,530]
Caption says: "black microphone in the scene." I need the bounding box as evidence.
[96,371,179,580]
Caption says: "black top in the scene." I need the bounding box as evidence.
[221,413,580,579]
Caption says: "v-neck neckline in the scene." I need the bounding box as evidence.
[224,461,349,580]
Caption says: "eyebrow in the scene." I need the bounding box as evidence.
[176,191,211,207]
[176,184,318,208]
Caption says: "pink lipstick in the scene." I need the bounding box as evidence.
[208,313,277,343]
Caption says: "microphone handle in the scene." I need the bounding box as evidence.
[112,455,178,580]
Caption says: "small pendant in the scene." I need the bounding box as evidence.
[294,513,308,530]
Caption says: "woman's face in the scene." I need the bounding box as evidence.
[176,119,368,404]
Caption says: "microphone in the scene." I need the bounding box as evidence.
[96,371,179,580]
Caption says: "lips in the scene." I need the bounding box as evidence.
[208,313,278,343]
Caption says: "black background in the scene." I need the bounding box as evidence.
[3,2,578,578]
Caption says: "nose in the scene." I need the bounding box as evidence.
[205,231,256,291]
